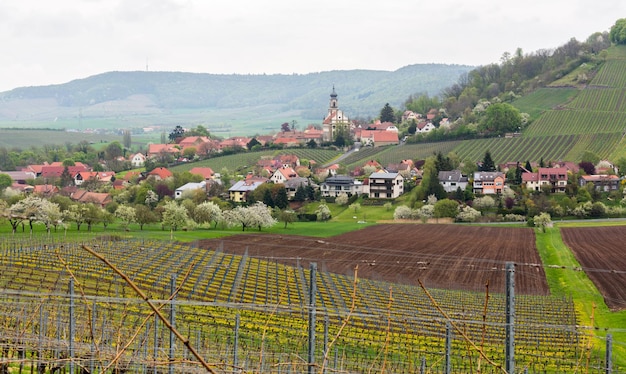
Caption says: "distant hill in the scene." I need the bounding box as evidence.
[0,64,472,135]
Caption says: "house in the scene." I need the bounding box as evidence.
[537,167,568,193]
[175,181,207,199]
[522,172,541,191]
[273,136,301,147]
[401,110,422,122]
[416,121,436,133]
[283,177,316,199]
[270,166,298,184]
[33,184,59,197]
[363,172,404,198]
[218,137,251,150]
[579,174,620,192]
[41,165,88,180]
[147,167,173,181]
[303,125,324,144]
[438,170,469,193]
[70,189,112,207]
[354,129,399,147]
[74,171,116,186]
[189,167,215,180]
[147,144,179,159]
[473,172,506,194]
[228,179,266,202]
[177,136,212,149]
[129,153,147,168]
[3,170,36,184]
[320,175,363,197]
[276,154,300,168]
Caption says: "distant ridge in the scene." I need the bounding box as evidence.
[0,64,473,134]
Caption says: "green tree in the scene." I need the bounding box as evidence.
[380,103,396,123]
[277,208,298,228]
[0,173,12,193]
[162,201,189,231]
[115,205,136,230]
[480,103,522,136]
[609,18,626,45]
[533,212,552,233]
[407,120,417,135]
[169,125,185,142]
[315,203,331,221]
[274,186,289,209]
[134,204,158,230]
[434,199,459,219]
[480,151,496,172]
[405,93,441,115]
[123,130,132,149]
[105,141,123,160]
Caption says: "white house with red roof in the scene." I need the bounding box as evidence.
[129,153,147,168]
[74,171,116,186]
[270,166,298,184]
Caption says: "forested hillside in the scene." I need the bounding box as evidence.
[0,64,472,134]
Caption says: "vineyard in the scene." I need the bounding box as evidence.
[172,149,343,174]
[0,226,614,373]
[512,88,578,120]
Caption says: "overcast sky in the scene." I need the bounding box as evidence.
[1,0,624,92]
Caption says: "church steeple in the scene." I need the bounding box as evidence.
[329,85,338,109]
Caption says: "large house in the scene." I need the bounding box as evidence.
[175,181,207,199]
[228,179,266,202]
[320,175,362,197]
[522,167,568,193]
[473,172,505,195]
[355,129,399,147]
[363,172,404,198]
[579,174,620,191]
[438,170,468,193]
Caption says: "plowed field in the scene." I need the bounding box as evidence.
[561,226,626,311]
[198,223,549,295]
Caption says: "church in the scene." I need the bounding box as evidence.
[322,86,352,142]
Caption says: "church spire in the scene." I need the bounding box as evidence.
[329,85,338,109]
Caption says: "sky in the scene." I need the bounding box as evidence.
[1,0,624,92]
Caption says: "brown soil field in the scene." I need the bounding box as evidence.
[561,226,626,311]
[197,223,549,295]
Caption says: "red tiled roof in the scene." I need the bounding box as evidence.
[148,167,173,179]
[189,167,214,179]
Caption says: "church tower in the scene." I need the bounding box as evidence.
[322,86,350,142]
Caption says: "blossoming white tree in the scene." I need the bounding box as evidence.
[193,201,223,228]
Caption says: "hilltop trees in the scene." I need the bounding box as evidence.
[610,19,626,45]
[479,103,522,136]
